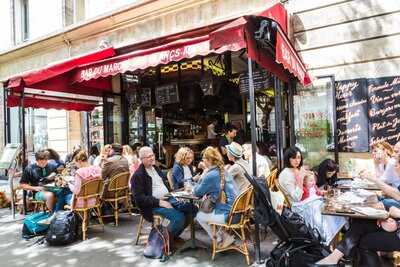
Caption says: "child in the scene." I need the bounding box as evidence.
[301,171,322,201]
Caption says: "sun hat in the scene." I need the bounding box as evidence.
[226,142,243,158]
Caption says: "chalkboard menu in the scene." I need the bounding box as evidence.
[239,70,271,94]
[368,76,400,146]
[140,88,152,107]
[155,83,179,105]
[336,79,369,152]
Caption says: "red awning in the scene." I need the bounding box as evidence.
[73,35,218,82]
[6,47,116,94]
[209,8,312,86]
[72,3,310,86]
[7,94,97,111]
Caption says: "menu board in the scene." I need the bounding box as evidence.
[368,76,400,146]
[336,79,369,152]
[155,83,179,105]
[239,70,272,94]
[140,87,152,107]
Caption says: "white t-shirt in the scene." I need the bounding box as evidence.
[207,123,217,139]
[183,165,192,180]
[381,158,400,188]
[249,153,270,178]
[146,166,169,199]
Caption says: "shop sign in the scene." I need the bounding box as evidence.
[79,62,121,81]
[368,76,400,146]
[336,79,369,152]
[77,39,210,82]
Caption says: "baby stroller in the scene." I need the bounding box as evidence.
[243,172,331,267]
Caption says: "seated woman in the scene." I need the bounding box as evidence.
[367,141,393,179]
[225,142,251,193]
[278,147,346,245]
[93,144,111,167]
[122,144,141,175]
[315,207,400,266]
[194,146,238,248]
[66,150,102,208]
[312,159,338,189]
[172,147,197,190]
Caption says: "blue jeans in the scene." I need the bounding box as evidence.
[54,188,73,212]
[153,206,187,237]
[381,197,400,210]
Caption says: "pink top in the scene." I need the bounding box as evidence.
[69,165,102,208]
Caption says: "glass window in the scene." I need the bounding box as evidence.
[294,77,335,167]
[89,106,104,147]
[26,0,63,40]
[0,1,13,51]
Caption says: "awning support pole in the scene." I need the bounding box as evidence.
[20,87,27,214]
[274,76,284,170]
[248,57,262,263]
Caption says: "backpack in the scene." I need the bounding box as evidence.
[22,212,51,239]
[45,211,79,246]
[143,225,170,262]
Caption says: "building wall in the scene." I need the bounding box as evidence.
[287,0,400,169]
[287,0,400,80]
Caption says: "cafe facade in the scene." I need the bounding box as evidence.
[0,0,399,171]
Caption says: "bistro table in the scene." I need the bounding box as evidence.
[166,190,207,253]
[322,188,388,220]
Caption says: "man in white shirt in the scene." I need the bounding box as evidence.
[207,119,218,139]
[131,146,192,240]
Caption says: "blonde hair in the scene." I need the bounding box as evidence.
[371,141,393,157]
[175,147,193,165]
[99,144,112,158]
[122,145,134,156]
[74,150,88,162]
[202,146,226,202]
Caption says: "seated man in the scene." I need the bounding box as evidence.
[20,150,58,212]
[102,143,129,182]
[132,146,194,243]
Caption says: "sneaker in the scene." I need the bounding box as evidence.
[217,234,235,249]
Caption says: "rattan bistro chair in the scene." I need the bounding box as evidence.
[102,172,132,226]
[209,186,254,265]
[69,178,104,240]
[275,178,292,209]
[266,168,278,191]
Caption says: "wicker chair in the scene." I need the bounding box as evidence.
[266,168,278,191]
[166,169,174,190]
[275,178,292,208]
[70,178,104,240]
[102,172,132,226]
[209,186,254,265]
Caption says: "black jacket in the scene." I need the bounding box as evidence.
[131,163,170,222]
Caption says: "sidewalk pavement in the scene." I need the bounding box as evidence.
[0,208,276,267]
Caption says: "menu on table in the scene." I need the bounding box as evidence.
[368,76,400,146]
[335,79,369,152]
